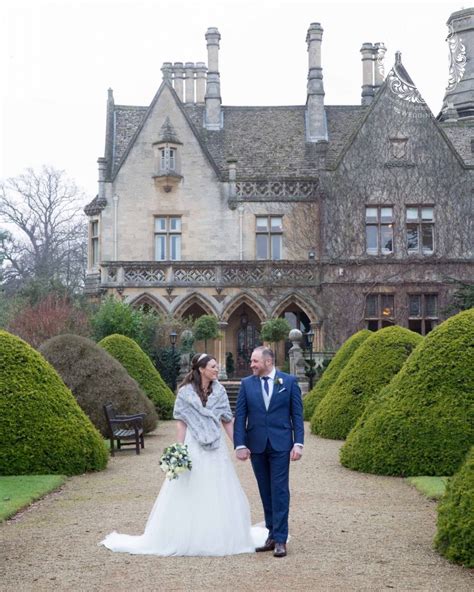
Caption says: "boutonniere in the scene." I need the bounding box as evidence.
[276,377,286,392]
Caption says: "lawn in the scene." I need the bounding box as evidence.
[0,475,67,521]
[406,476,449,500]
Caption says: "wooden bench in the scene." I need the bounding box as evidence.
[103,403,145,456]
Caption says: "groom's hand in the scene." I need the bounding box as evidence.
[290,445,303,461]
[235,447,251,461]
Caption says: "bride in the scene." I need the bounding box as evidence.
[100,353,266,556]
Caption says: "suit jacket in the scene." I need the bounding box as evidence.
[233,370,304,453]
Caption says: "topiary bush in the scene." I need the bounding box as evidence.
[303,329,371,421]
[0,330,108,476]
[311,326,422,439]
[39,334,158,436]
[99,334,175,419]
[340,309,474,476]
[435,447,474,567]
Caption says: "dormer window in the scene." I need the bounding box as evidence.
[153,117,183,192]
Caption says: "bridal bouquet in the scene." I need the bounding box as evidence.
[159,443,192,480]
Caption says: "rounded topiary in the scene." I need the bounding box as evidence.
[435,447,474,567]
[99,334,175,419]
[0,330,108,476]
[340,309,474,476]
[311,326,422,439]
[39,334,158,437]
[303,330,371,421]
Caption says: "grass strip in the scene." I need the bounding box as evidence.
[407,476,449,500]
[0,475,67,521]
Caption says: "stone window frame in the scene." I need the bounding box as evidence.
[365,205,394,256]
[89,218,100,268]
[154,216,182,261]
[406,205,435,255]
[407,293,438,335]
[255,215,283,260]
[365,293,395,331]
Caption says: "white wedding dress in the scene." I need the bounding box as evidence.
[100,429,267,556]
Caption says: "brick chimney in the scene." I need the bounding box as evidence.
[305,23,328,142]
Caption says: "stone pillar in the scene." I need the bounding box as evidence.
[173,62,184,102]
[185,62,195,103]
[227,156,237,199]
[288,329,309,393]
[205,27,222,130]
[97,157,107,200]
[217,321,228,380]
[195,62,207,103]
[360,43,375,105]
[312,320,324,352]
[305,22,328,142]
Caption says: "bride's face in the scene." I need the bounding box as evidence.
[200,359,219,382]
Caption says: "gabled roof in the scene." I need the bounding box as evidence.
[105,97,367,180]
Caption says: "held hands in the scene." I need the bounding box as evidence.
[235,447,251,461]
[290,445,303,461]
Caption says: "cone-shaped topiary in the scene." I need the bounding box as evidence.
[39,334,158,436]
[435,447,474,567]
[311,326,422,439]
[99,334,175,419]
[0,330,108,476]
[303,330,371,420]
[340,309,474,476]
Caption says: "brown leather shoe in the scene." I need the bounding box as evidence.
[273,542,287,557]
[255,538,275,552]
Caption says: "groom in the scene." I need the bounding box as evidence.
[234,346,304,558]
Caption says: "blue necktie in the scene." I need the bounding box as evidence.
[262,376,270,409]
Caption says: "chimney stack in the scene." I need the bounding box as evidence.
[373,42,386,90]
[173,62,184,101]
[305,23,328,142]
[195,62,207,103]
[205,27,222,130]
[360,43,375,105]
[440,8,474,120]
[185,62,195,103]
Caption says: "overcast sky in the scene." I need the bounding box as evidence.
[0,0,468,199]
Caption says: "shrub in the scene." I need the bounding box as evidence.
[311,326,422,439]
[435,447,474,567]
[8,293,91,348]
[39,334,158,436]
[0,330,108,475]
[303,330,371,420]
[193,315,220,351]
[99,334,175,419]
[340,309,474,476]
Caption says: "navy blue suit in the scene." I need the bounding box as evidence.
[234,371,304,544]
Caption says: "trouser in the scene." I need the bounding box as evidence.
[250,440,291,543]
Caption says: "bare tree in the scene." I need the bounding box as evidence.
[0,166,88,297]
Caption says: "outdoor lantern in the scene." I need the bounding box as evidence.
[169,331,178,348]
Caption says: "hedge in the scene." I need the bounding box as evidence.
[303,329,371,420]
[99,334,175,419]
[0,330,108,476]
[435,447,474,567]
[311,326,422,439]
[340,309,474,476]
[39,334,158,437]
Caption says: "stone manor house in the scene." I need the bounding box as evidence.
[85,8,473,377]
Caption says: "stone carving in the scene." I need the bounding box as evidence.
[235,179,318,199]
[124,267,166,284]
[446,23,467,91]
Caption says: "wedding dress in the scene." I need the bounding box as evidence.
[100,429,267,556]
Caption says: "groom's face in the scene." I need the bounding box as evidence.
[250,350,273,377]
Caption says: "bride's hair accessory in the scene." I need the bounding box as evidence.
[198,353,208,362]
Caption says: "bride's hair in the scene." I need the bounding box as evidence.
[179,353,216,405]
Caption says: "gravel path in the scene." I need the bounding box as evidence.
[1,421,473,592]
